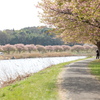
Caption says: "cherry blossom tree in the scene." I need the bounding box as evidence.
[45,45,54,52]
[2,44,16,54]
[71,45,84,52]
[53,45,64,52]
[0,45,3,52]
[91,45,98,51]
[25,44,37,53]
[36,45,46,53]
[39,0,100,51]
[14,44,25,53]
[83,44,92,52]
[61,45,71,51]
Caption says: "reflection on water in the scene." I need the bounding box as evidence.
[0,56,86,87]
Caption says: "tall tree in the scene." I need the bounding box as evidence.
[39,0,100,51]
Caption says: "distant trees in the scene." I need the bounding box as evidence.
[91,45,98,51]
[71,45,84,52]
[2,44,16,54]
[62,45,71,51]
[45,45,53,52]
[14,44,25,53]
[0,45,3,52]
[0,26,64,46]
[25,44,37,53]
[83,45,92,52]
[36,45,46,53]
[0,44,97,54]
[53,45,64,52]
[0,31,8,45]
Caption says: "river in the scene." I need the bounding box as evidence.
[0,56,86,87]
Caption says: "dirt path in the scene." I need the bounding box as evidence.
[58,58,100,100]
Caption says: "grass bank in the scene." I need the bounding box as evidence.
[0,58,88,100]
[89,59,100,80]
[0,51,73,60]
[0,50,94,60]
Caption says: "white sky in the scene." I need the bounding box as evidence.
[0,0,44,30]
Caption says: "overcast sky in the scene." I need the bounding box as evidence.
[0,0,44,30]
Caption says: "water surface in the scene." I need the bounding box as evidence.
[0,56,86,86]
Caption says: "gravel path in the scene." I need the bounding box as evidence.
[58,58,100,100]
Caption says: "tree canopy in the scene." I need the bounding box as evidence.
[39,0,100,50]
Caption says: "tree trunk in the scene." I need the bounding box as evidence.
[96,41,100,53]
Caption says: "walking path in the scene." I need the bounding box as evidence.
[58,58,100,100]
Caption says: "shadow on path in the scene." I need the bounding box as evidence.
[61,58,100,100]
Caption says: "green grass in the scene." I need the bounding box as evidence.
[0,62,69,100]
[89,59,100,80]
[0,58,89,100]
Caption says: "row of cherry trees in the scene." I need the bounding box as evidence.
[0,44,97,54]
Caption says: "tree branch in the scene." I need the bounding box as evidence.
[82,19,100,28]
[50,8,100,28]
[50,7,73,15]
